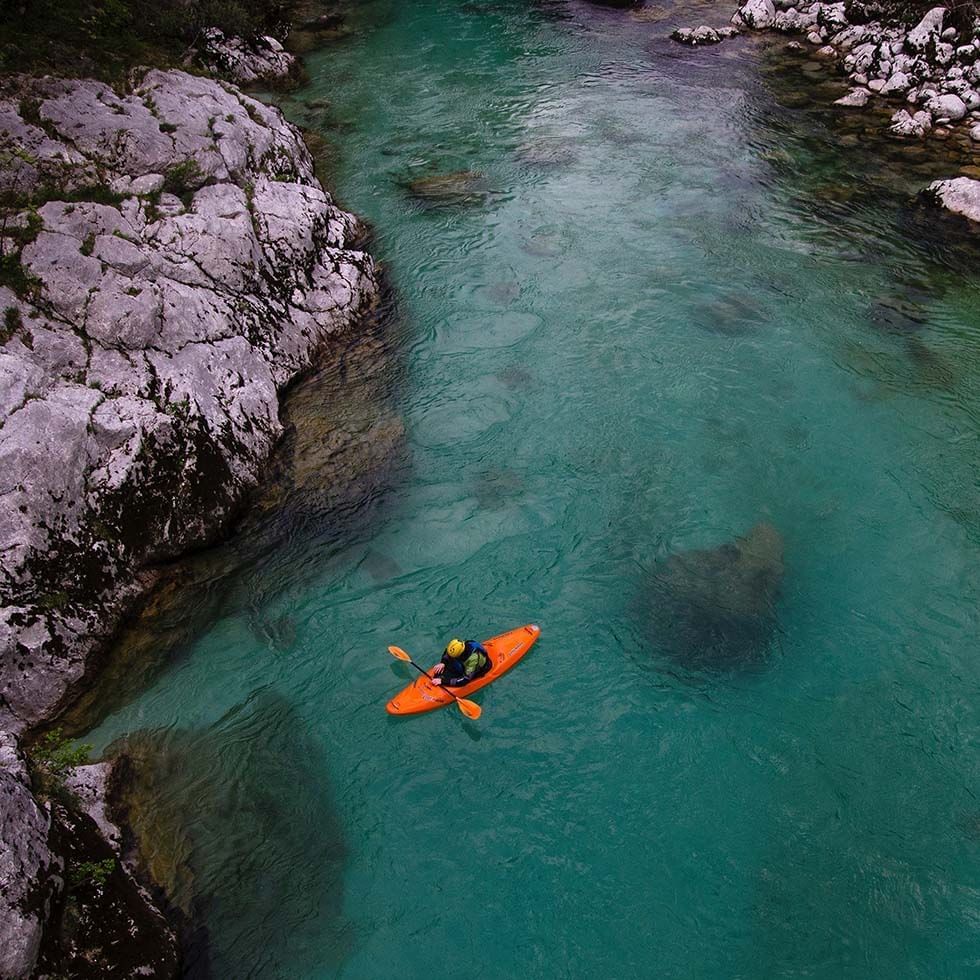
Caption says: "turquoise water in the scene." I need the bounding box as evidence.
[86,2,980,976]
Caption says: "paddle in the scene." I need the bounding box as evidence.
[387,645,482,720]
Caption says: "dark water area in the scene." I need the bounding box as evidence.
[83,1,980,976]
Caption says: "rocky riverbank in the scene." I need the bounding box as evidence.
[669,1,980,221]
[0,60,378,975]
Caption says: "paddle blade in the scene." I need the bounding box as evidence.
[456,697,482,720]
[387,645,412,662]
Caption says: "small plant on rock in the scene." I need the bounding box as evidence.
[30,728,93,799]
[68,858,115,890]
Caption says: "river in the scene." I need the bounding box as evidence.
[84,1,980,976]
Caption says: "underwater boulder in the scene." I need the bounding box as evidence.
[647,522,785,667]
[404,171,489,207]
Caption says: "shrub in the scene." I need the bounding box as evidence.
[68,858,115,890]
[162,158,203,197]
[30,728,93,798]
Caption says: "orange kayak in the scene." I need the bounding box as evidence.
[386,624,540,715]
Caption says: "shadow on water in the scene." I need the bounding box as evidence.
[109,688,350,977]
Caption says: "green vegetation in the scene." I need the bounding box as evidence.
[0,0,290,80]
[162,158,204,197]
[29,728,93,799]
[1,303,21,342]
[68,857,115,890]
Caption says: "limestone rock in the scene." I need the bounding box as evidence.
[0,731,59,980]
[906,7,945,53]
[0,68,378,734]
[733,0,777,30]
[880,71,911,95]
[671,26,723,45]
[926,92,967,120]
[890,107,933,136]
[927,176,980,222]
[835,86,871,106]
[195,28,298,86]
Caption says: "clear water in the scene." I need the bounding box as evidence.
[85,2,980,976]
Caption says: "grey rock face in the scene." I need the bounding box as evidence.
[0,70,378,735]
[0,732,59,980]
[927,176,980,222]
[646,522,785,667]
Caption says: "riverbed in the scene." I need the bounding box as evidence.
[84,1,980,976]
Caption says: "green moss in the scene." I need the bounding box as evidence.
[0,252,41,300]
[68,858,115,890]
[80,231,96,256]
[158,121,178,133]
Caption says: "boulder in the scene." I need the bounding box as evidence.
[926,92,967,121]
[880,71,911,95]
[194,28,298,86]
[671,26,724,45]
[817,2,849,32]
[774,7,819,33]
[906,7,945,53]
[733,0,777,30]
[927,176,980,222]
[0,70,378,734]
[835,87,871,106]
[890,107,933,136]
[646,523,785,667]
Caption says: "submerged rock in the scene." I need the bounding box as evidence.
[110,690,349,975]
[404,170,489,206]
[646,523,785,667]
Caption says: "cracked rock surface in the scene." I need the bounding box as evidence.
[0,68,377,734]
[0,731,59,979]
[0,68,377,977]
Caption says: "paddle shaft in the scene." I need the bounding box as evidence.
[407,658,467,703]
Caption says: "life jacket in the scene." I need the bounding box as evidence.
[443,641,489,679]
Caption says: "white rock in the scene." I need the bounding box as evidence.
[970,123,980,140]
[906,7,945,53]
[964,89,980,109]
[817,1,848,32]
[880,71,911,95]
[807,30,824,44]
[941,26,957,41]
[927,176,980,221]
[868,78,887,92]
[935,42,955,65]
[195,28,297,85]
[671,25,723,45]
[816,45,838,58]
[734,0,777,29]
[836,87,871,106]
[890,107,933,135]
[926,92,967,120]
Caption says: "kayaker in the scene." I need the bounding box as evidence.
[431,638,491,687]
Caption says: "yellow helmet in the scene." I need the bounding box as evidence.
[445,639,465,658]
